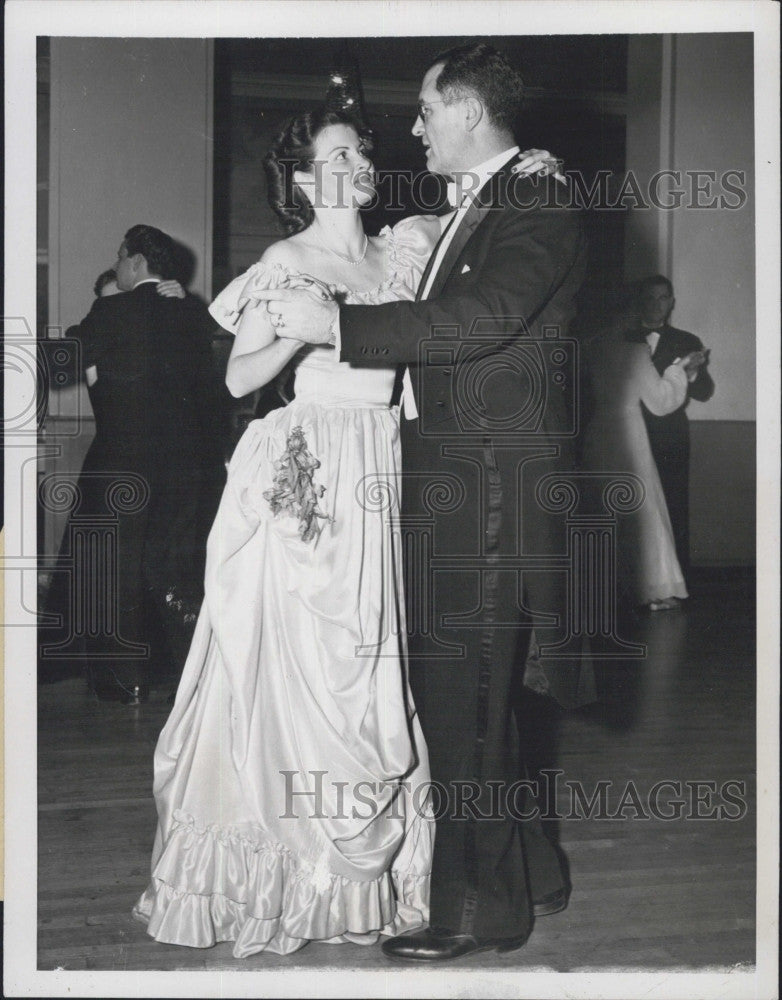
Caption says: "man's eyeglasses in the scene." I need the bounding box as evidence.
[416,99,446,121]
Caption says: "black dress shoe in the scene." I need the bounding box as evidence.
[381,926,526,962]
[532,887,569,917]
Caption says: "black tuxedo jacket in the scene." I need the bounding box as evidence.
[339,163,591,711]
[72,282,224,484]
[340,165,587,450]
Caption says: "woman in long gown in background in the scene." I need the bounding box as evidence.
[581,312,699,610]
[133,108,443,956]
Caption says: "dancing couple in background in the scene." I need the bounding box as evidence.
[40,227,225,703]
[581,276,713,611]
[136,42,589,961]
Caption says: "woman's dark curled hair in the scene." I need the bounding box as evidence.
[264,105,373,236]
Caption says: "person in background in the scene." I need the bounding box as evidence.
[94,267,121,296]
[85,267,184,384]
[581,293,705,610]
[39,227,225,703]
[628,275,714,576]
[39,266,186,689]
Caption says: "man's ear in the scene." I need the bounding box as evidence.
[463,97,484,133]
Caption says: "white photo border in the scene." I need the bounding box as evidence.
[4,2,779,997]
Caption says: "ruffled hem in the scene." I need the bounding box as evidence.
[133,811,430,957]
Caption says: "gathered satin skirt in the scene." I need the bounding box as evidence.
[582,410,688,605]
[133,396,433,956]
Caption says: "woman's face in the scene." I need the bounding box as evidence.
[297,123,375,211]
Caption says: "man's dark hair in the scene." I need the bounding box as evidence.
[93,268,117,297]
[639,274,674,297]
[426,42,524,132]
[123,224,176,279]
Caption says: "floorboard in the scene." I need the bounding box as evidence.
[37,572,757,973]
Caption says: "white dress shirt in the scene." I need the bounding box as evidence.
[395,145,520,418]
[417,146,520,303]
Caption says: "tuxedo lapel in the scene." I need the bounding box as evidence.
[653,325,676,367]
[417,162,512,302]
[404,161,510,414]
[427,200,488,300]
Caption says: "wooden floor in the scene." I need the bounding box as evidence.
[37,571,756,975]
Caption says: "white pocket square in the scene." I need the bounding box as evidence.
[461,264,471,274]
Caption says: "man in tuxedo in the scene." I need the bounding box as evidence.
[42,225,225,703]
[633,275,714,575]
[256,43,588,960]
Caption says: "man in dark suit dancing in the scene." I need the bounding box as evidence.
[42,225,225,703]
[633,275,714,575]
[256,43,588,960]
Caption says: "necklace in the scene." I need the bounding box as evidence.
[311,225,369,266]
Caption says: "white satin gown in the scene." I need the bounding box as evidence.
[582,330,690,605]
[133,219,438,956]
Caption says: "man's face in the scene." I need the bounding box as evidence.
[114,241,137,292]
[412,63,465,177]
[640,284,674,328]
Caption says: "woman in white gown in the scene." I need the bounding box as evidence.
[581,315,697,609]
[133,108,444,956]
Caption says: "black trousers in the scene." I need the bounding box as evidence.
[401,429,567,939]
[40,474,156,692]
[40,464,223,692]
[642,410,691,575]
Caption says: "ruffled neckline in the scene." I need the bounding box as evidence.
[208,216,439,334]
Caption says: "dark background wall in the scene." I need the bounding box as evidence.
[39,34,755,567]
[212,35,628,306]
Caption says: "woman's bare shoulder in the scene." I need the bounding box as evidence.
[258,234,311,271]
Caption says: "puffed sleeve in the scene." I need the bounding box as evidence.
[635,346,688,416]
[208,261,291,335]
[384,215,443,296]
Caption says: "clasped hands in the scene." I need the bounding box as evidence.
[676,349,710,380]
[250,273,339,345]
